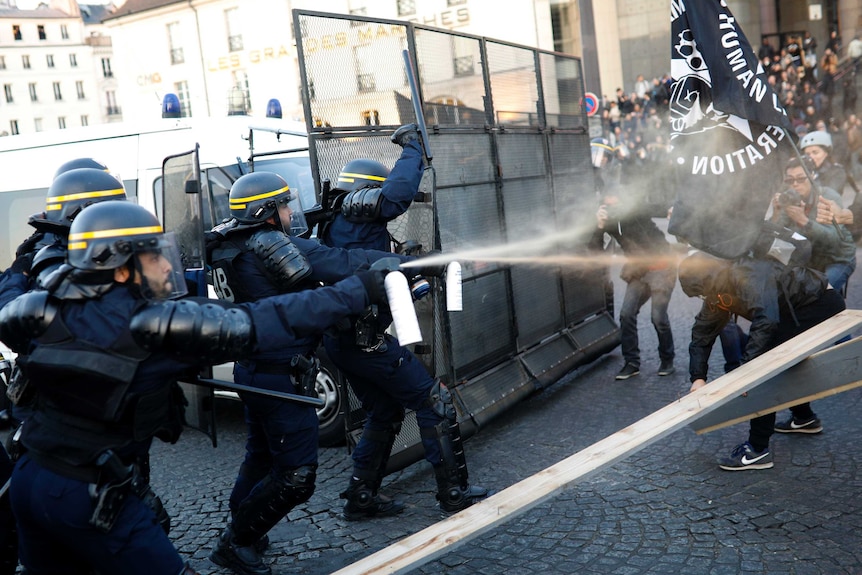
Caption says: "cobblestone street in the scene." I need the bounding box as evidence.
[142,247,862,575]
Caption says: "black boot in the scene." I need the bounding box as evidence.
[210,526,271,575]
[434,466,493,513]
[340,479,405,521]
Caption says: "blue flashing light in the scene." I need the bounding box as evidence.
[266,98,283,119]
[162,93,181,118]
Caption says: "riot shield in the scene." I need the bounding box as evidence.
[161,147,217,446]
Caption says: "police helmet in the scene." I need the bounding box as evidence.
[229,171,308,236]
[590,138,617,168]
[799,130,833,153]
[53,157,110,180]
[44,168,127,228]
[337,158,390,192]
[67,202,187,299]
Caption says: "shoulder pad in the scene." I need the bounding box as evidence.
[0,290,58,353]
[130,297,254,363]
[211,217,245,237]
[32,244,67,286]
[247,229,313,291]
[341,187,384,223]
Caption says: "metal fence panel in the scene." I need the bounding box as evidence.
[293,9,618,443]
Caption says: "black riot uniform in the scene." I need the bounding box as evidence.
[206,172,409,575]
[321,125,493,518]
[0,201,387,575]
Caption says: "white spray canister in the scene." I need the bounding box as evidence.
[446,261,463,312]
[384,271,422,345]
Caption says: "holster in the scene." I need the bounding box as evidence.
[355,305,386,351]
[5,366,34,408]
[5,423,24,463]
[88,450,138,533]
[290,354,320,398]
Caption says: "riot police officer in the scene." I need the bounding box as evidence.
[207,171,412,575]
[0,164,126,307]
[0,200,389,575]
[0,166,127,429]
[321,124,493,518]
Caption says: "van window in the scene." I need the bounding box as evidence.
[0,188,46,267]
[204,167,236,228]
[254,157,316,211]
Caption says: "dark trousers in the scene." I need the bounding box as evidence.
[619,267,676,367]
[748,289,846,451]
[229,365,319,514]
[323,333,444,469]
[11,454,183,575]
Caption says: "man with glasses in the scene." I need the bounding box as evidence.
[771,156,856,294]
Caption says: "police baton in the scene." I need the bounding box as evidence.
[402,49,433,163]
[194,376,324,407]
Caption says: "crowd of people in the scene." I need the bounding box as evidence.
[587,29,862,474]
[594,30,862,208]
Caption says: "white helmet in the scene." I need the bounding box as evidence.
[799,130,832,153]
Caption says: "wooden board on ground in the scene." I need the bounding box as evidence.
[691,335,862,434]
[330,309,862,575]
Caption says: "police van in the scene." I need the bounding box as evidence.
[0,98,350,446]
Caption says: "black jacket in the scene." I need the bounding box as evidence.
[688,258,829,382]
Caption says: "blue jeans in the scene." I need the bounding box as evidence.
[719,320,748,373]
[824,260,856,296]
[619,267,676,367]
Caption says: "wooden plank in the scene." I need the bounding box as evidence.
[691,336,862,434]
[330,309,862,575]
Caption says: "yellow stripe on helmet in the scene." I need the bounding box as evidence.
[338,172,386,182]
[68,224,163,242]
[46,188,126,204]
[229,185,289,207]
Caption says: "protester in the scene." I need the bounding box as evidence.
[589,138,676,380]
[680,251,845,470]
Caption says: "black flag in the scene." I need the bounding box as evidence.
[667,0,794,259]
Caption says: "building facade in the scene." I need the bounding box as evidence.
[582,0,862,103]
[102,0,558,123]
[0,0,119,135]
[4,0,862,134]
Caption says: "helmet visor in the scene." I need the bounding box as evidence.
[276,191,308,236]
[133,231,188,300]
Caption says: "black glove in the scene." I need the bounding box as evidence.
[9,253,32,276]
[16,232,44,258]
[391,123,419,147]
[204,230,223,260]
[411,250,446,277]
[356,269,387,305]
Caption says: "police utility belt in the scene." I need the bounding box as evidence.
[237,354,320,398]
[354,304,388,352]
[29,448,148,534]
